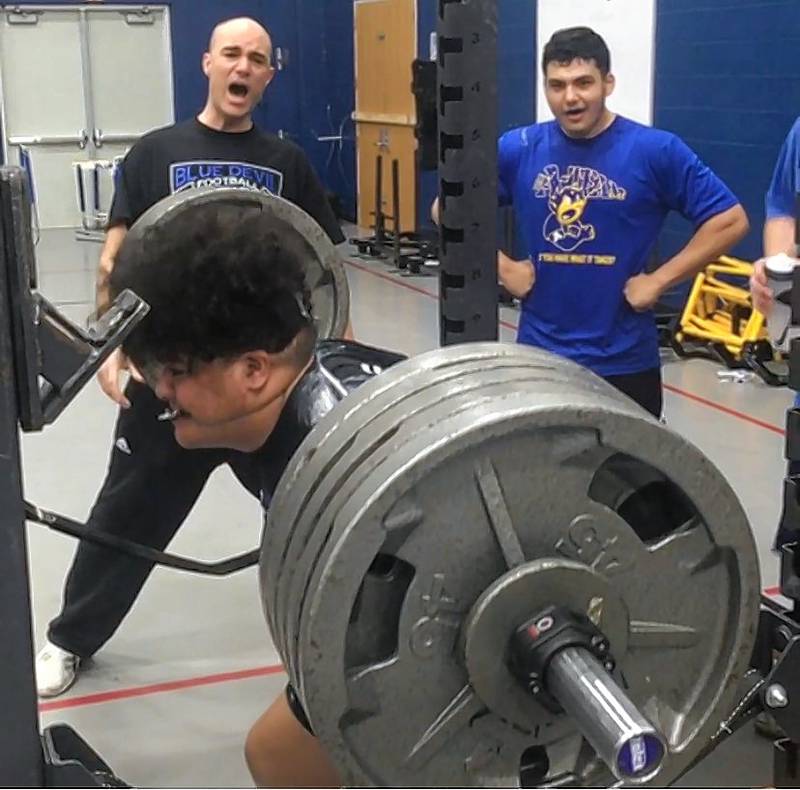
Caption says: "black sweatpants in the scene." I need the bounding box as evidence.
[603,367,663,419]
[48,381,261,658]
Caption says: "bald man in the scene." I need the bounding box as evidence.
[35,16,347,698]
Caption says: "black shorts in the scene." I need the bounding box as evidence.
[286,683,314,734]
[603,366,663,419]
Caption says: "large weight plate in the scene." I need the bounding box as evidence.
[300,390,624,785]
[274,344,760,787]
[124,187,350,339]
[281,362,621,686]
[264,343,609,669]
[292,377,629,695]
[261,343,588,644]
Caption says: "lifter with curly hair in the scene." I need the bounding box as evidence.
[110,202,405,787]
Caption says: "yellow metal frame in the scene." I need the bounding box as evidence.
[674,256,768,359]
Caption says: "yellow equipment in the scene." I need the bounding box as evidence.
[673,256,766,358]
[669,256,785,383]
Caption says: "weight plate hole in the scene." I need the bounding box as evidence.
[520,745,550,787]
[345,554,415,670]
[589,453,696,545]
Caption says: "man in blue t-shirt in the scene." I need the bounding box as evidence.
[495,27,749,417]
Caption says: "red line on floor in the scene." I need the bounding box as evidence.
[38,663,285,713]
[345,259,787,436]
[663,384,785,436]
[764,586,781,596]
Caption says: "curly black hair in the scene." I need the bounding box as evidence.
[542,27,611,76]
[110,201,316,368]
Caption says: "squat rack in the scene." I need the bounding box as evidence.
[8,2,800,786]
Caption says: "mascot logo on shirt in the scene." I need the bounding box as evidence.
[169,161,284,195]
[534,164,626,252]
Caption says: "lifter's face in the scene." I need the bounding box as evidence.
[203,19,275,128]
[152,354,271,450]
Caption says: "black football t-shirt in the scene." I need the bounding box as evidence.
[109,118,344,243]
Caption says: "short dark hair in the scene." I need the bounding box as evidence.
[542,27,611,76]
[110,203,315,369]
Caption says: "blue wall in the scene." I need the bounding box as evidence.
[497,0,537,133]
[311,2,357,220]
[654,0,800,264]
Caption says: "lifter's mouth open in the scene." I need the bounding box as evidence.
[229,82,249,98]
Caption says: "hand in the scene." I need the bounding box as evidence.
[97,348,133,408]
[498,251,535,299]
[750,258,775,319]
[624,273,664,312]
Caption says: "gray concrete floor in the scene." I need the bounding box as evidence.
[17,228,791,786]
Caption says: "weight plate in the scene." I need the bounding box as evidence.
[125,186,350,339]
[279,347,760,787]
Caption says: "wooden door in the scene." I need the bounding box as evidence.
[354,0,417,234]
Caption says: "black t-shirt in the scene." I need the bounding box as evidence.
[254,339,407,504]
[109,118,344,243]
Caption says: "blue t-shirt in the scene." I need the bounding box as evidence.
[765,116,800,220]
[498,116,738,377]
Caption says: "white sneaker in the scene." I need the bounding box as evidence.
[35,641,80,697]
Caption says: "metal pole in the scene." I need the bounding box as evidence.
[0,183,44,785]
[437,0,498,345]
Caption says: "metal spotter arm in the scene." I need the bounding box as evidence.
[31,289,149,429]
[0,165,146,787]
[25,502,259,577]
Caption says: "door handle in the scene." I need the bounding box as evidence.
[93,128,104,148]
